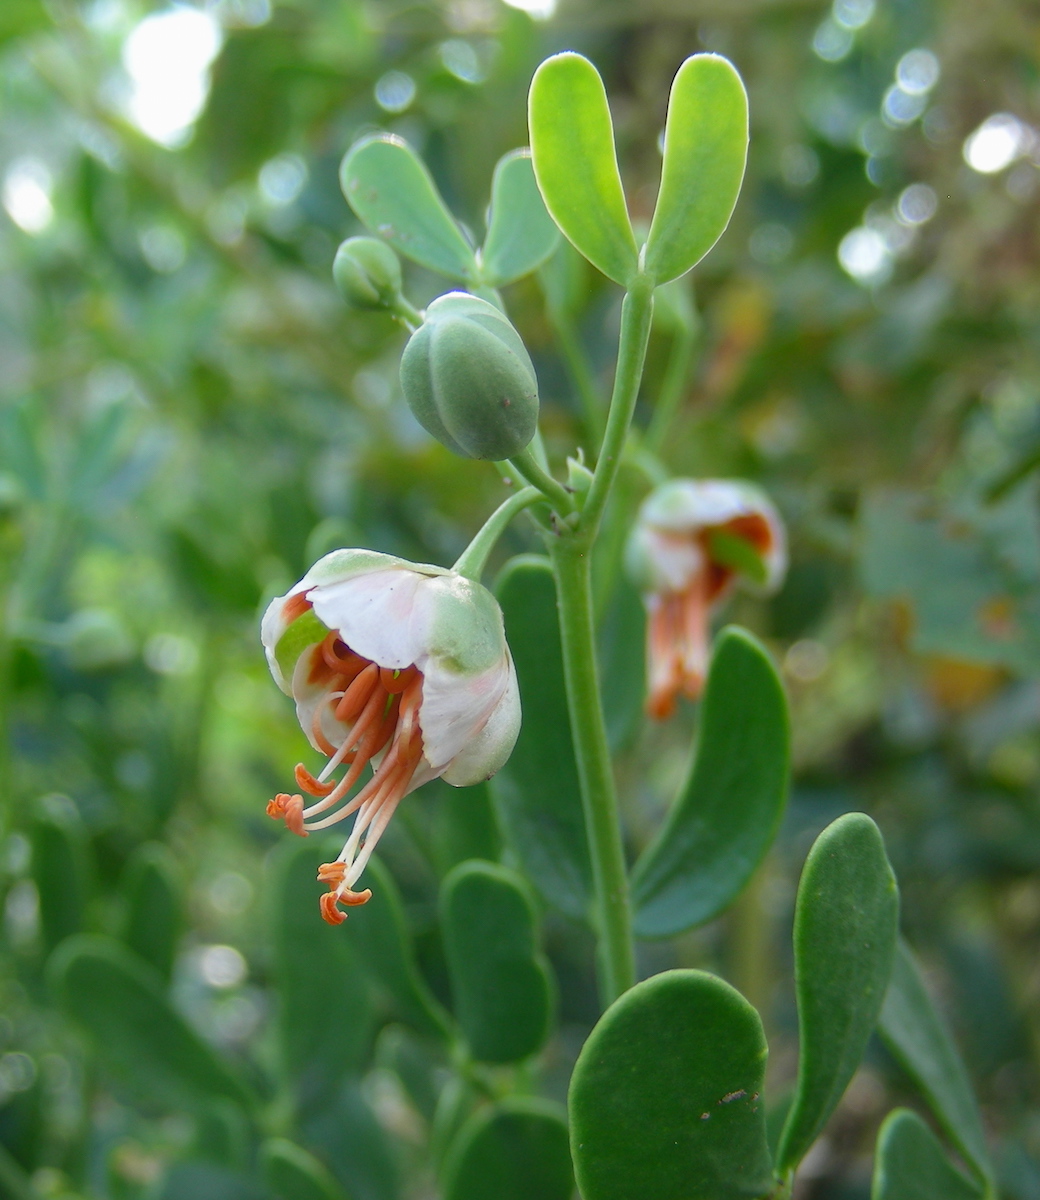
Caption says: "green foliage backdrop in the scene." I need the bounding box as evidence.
[2,0,1040,1197]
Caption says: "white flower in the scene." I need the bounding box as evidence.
[625,479,786,718]
[261,549,520,923]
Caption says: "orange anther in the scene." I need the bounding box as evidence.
[318,861,347,885]
[319,893,347,924]
[380,665,417,694]
[282,592,313,624]
[295,763,334,797]
[267,793,307,837]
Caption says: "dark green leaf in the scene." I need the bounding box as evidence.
[261,1138,349,1200]
[872,1109,983,1200]
[342,856,452,1042]
[491,555,591,919]
[30,795,91,953]
[49,935,253,1113]
[879,939,992,1185]
[270,839,374,1109]
[569,969,775,1200]
[442,1098,573,1200]
[480,150,560,288]
[777,813,899,1175]
[440,861,553,1063]
[632,627,789,937]
[528,53,638,285]
[120,842,182,982]
[340,135,478,281]
[644,55,748,284]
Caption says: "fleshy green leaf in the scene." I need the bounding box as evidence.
[342,855,453,1041]
[440,861,553,1063]
[30,794,91,952]
[777,813,899,1175]
[569,969,775,1200]
[872,1109,983,1200]
[340,134,478,281]
[270,839,374,1109]
[644,54,748,284]
[528,52,638,285]
[442,1098,573,1200]
[632,627,789,937]
[491,555,591,919]
[120,842,182,982]
[879,939,992,1185]
[261,1138,349,1200]
[480,150,560,287]
[49,935,252,1112]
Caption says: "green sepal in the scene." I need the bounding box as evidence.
[706,527,769,586]
[528,52,638,286]
[274,607,328,682]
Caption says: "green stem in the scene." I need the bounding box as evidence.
[390,295,424,331]
[505,447,576,515]
[549,535,635,1006]
[452,487,543,581]
[581,276,655,536]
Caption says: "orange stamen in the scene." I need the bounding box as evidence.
[267,793,307,837]
[335,663,379,724]
[282,592,312,623]
[294,763,334,797]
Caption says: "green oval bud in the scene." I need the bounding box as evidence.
[332,236,403,309]
[399,292,539,461]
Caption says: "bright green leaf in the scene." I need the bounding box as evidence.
[491,555,592,919]
[480,150,560,287]
[644,54,748,284]
[442,1098,573,1200]
[569,969,775,1200]
[872,1109,983,1200]
[777,813,899,1175]
[340,134,478,281]
[261,1138,349,1200]
[49,935,253,1113]
[632,627,789,937]
[528,52,638,285]
[879,939,992,1186]
[440,861,553,1063]
[707,528,769,586]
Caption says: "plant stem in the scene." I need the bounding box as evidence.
[452,487,543,581]
[581,276,655,536]
[549,534,635,1006]
[506,447,576,515]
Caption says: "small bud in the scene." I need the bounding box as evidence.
[399,292,539,461]
[333,237,403,310]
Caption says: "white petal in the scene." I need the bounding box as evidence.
[441,655,521,785]
[309,568,432,669]
[419,653,512,772]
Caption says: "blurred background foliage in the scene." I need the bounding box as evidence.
[2,0,1040,1196]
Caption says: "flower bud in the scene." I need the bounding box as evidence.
[399,292,539,461]
[333,237,403,310]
